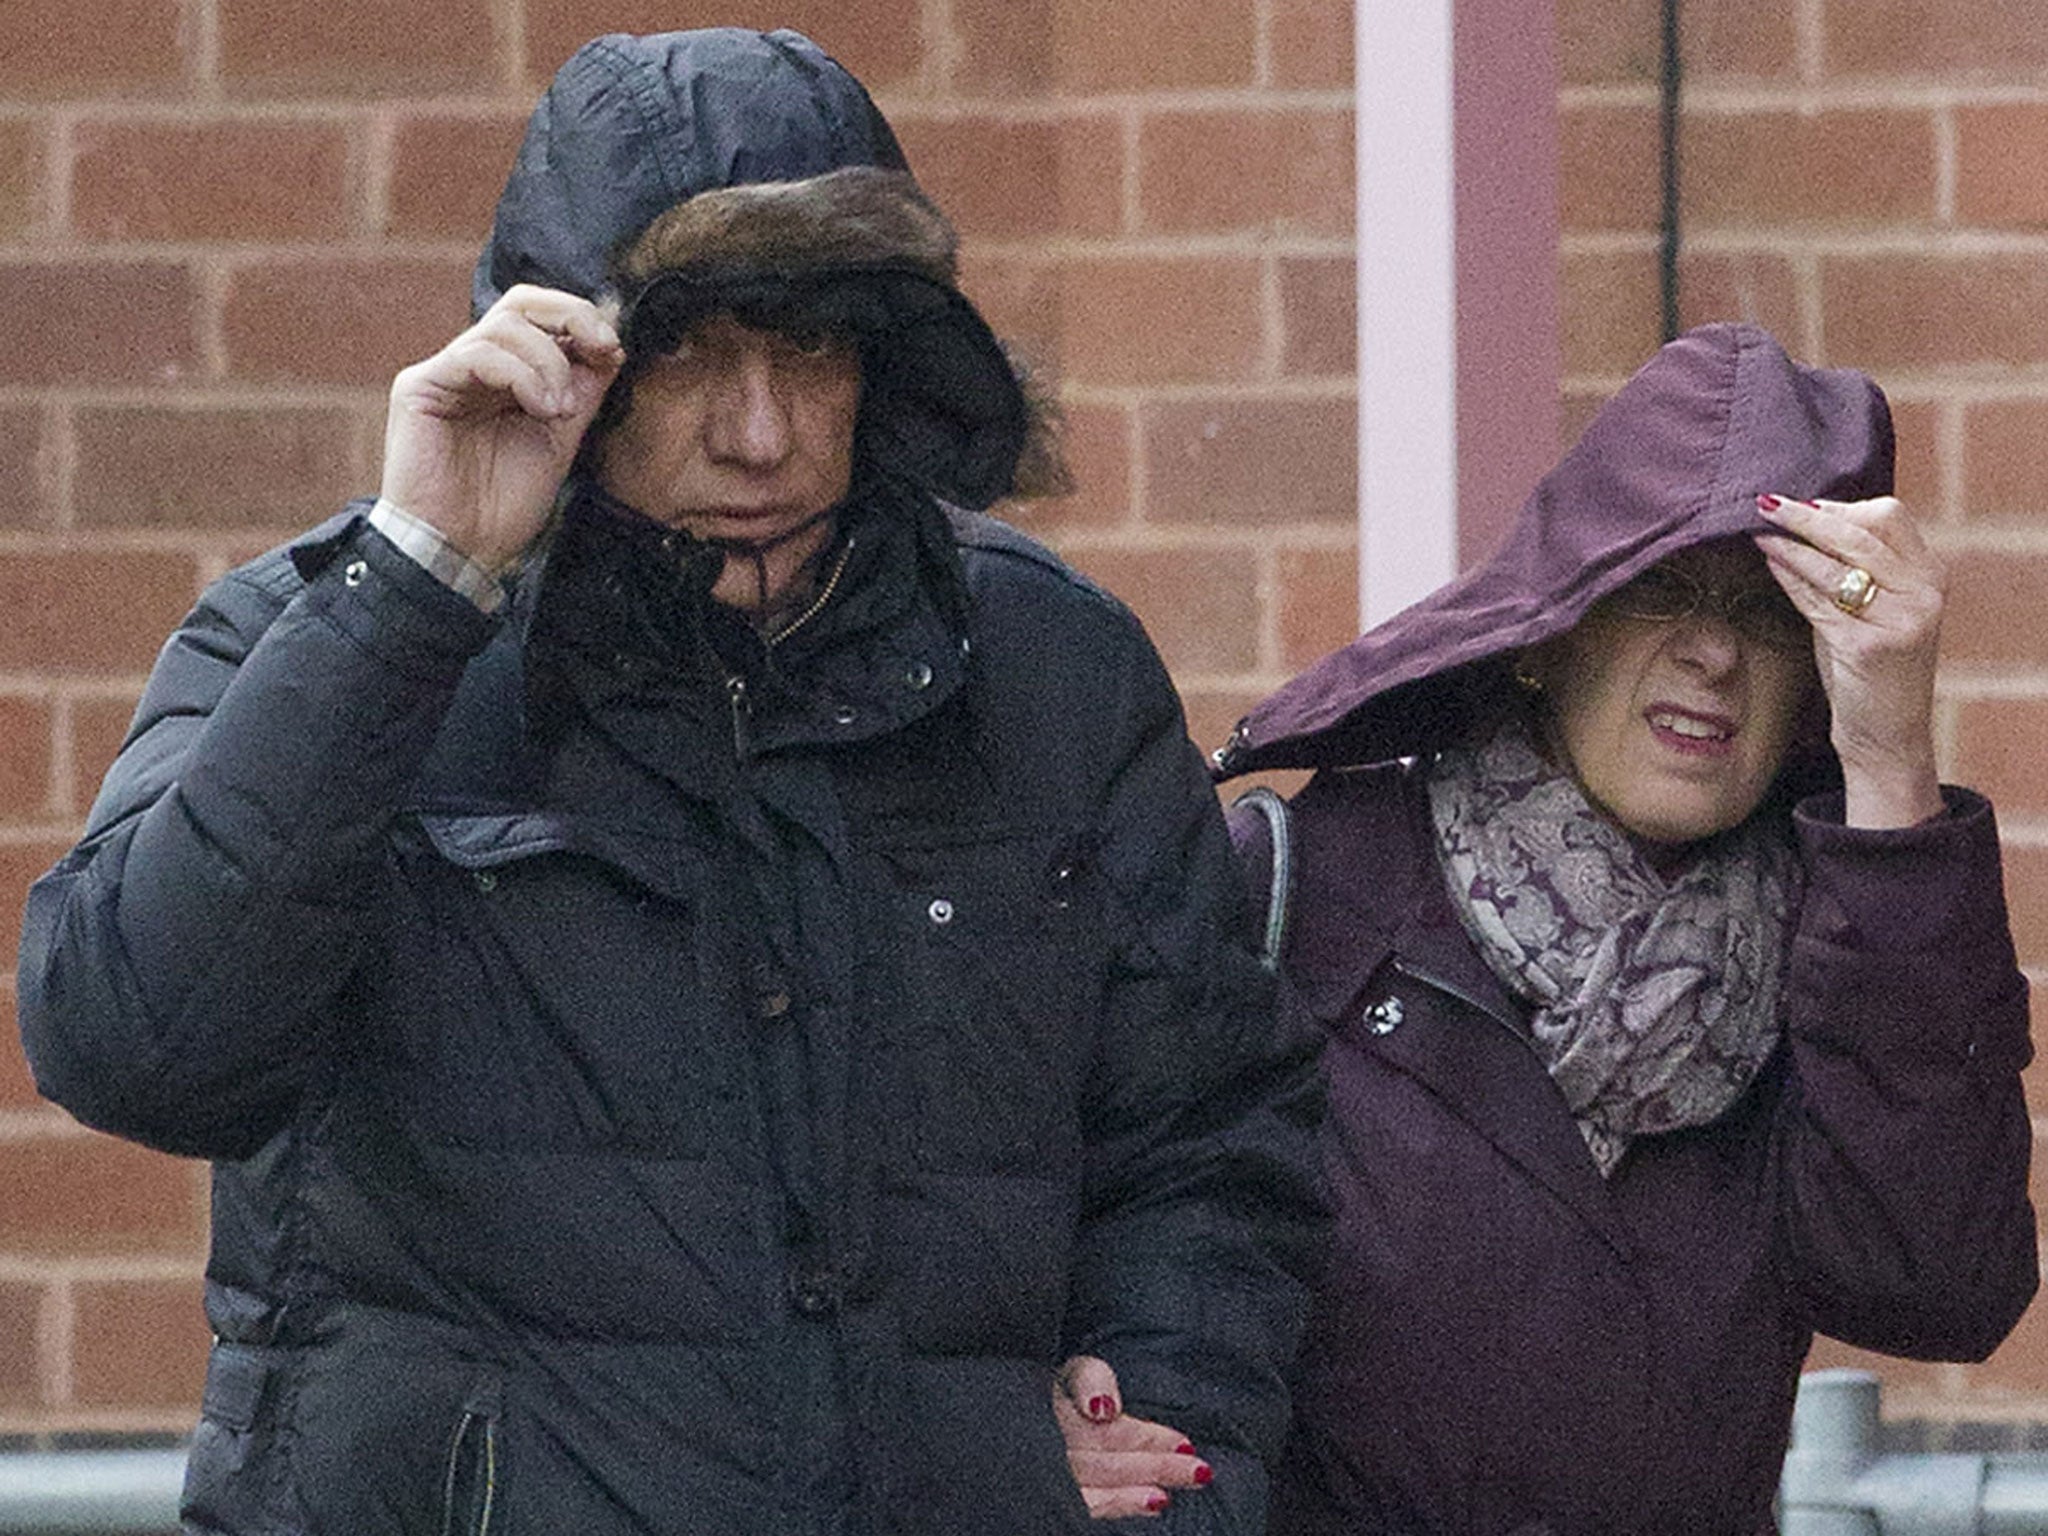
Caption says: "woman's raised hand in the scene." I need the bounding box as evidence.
[1756,494,1947,828]
[380,284,625,571]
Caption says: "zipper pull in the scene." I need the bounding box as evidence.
[727,675,752,761]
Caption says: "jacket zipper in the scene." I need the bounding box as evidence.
[440,1406,497,1536]
[727,676,752,762]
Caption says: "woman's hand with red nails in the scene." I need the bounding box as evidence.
[1054,1355,1212,1519]
[1754,493,1947,829]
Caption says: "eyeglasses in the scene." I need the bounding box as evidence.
[1594,565,1810,651]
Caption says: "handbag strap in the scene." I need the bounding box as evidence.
[1227,785,1293,973]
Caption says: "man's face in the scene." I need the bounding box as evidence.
[595,315,861,615]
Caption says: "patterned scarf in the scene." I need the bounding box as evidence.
[1424,721,1801,1177]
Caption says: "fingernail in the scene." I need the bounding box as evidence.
[1757,493,1782,512]
[1194,1463,1214,1486]
[1175,1441,1196,1456]
[1146,1494,1171,1513]
[1087,1395,1117,1422]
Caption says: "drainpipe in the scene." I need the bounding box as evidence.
[1780,1370,2048,1534]
[0,1447,185,1534]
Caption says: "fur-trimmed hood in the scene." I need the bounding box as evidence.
[472,29,1061,510]
[1215,323,1894,778]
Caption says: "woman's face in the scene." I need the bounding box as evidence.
[1525,539,1818,852]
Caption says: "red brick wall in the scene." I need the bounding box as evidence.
[1563,0,2048,1430]
[3,0,2046,1446]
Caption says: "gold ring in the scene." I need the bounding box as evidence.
[1832,565,1878,617]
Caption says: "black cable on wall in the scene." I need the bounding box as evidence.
[1659,0,1683,342]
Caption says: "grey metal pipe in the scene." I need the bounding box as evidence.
[1779,1369,2048,1536]
[0,1447,184,1535]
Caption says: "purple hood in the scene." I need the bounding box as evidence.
[1216,322,1894,778]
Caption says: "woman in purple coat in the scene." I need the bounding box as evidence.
[1062,323,2038,1533]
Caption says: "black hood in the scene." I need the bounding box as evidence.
[471,28,1056,512]
[474,29,907,313]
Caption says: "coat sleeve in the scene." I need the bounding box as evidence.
[15,515,494,1160]
[1779,786,2038,1359]
[1061,631,1331,1534]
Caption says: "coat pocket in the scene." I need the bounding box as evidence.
[869,826,1108,1176]
[441,1377,502,1536]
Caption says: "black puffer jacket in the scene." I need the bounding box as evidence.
[15,29,1325,1536]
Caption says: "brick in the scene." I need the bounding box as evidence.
[0,263,199,388]
[1957,105,2048,232]
[523,3,923,93]
[1281,258,1356,378]
[1943,552,2048,667]
[1054,256,1265,387]
[1675,253,1804,350]
[0,119,41,237]
[72,120,355,244]
[1,988,43,1112]
[1560,250,1663,378]
[1560,103,1662,234]
[892,112,1124,241]
[218,0,498,97]
[1826,255,2048,371]
[953,0,1256,94]
[1560,388,1610,455]
[0,1279,43,1411]
[1885,398,1941,519]
[1064,546,1261,675]
[1683,111,1937,229]
[74,404,359,532]
[223,257,473,386]
[1998,841,2048,965]
[0,551,198,676]
[957,255,1064,379]
[1139,107,1353,236]
[0,0,187,98]
[1959,1277,2048,1393]
[72,1275,208,1409]
[1143,396,1356,527]
[0,697,55,821]
[0,840,69,963]
[1272,0,1355,89]
[1001,400,1131,533]
[0,405,56,529]
[0,1136,206,1259]
[1280,543,1360,669]
[1959,399,2048,523]
[1952,699,2048,817]
[1822,0,2048,77]
[386,112,528,241]
[1565,249,1805,381]
[1559,0,1797,85]
[69,696,142,813]
[1802,1333,1953,1395]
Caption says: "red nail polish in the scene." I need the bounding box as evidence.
[1194,1463,1214,1485]
[1757,493,1782,511]
[1087,1395,1116,1421]
[1175,1441,1196,1455]
[1146,1494,1170,1512]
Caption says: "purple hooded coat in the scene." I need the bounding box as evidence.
[1218,325,2037,1535]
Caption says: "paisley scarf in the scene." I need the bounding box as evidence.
[1425,720,1802,1176]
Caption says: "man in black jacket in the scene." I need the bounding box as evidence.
[17,29,1325,1535]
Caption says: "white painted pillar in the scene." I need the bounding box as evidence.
[1355,0,1458,628]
